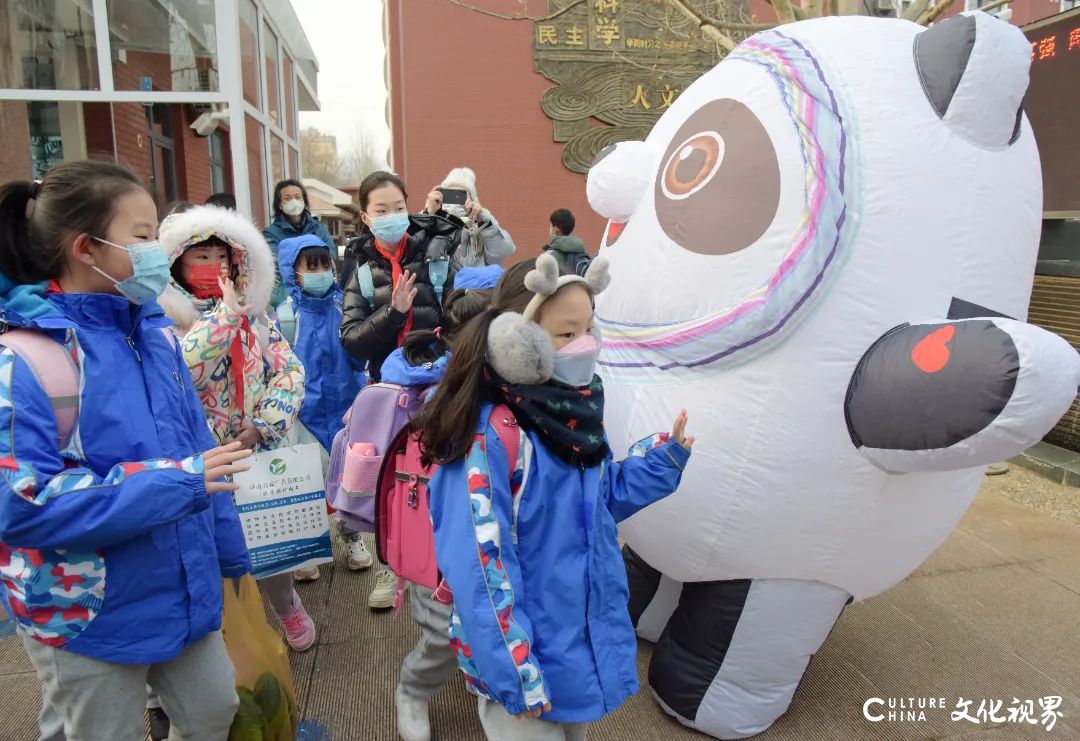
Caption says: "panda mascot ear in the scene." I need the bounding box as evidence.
[914,11,1030,148]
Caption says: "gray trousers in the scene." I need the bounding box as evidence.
[478,698,589,741]
[259,570,296,615]
[399,583,457,700]
[23,630,237,741]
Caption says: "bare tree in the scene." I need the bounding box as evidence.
[338,123,387,186]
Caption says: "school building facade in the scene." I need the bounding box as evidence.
[0,0,320,224]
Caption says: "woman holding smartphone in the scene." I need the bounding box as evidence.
[423,167,516,269]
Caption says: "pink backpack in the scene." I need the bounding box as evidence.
[0,330,79,448]
[375,405,520,601]
[326,383,429,532]
[0,327,176,450]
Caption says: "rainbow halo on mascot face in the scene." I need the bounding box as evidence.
[587,13,1080,741]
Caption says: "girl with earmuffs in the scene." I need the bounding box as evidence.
[412,254,695,740]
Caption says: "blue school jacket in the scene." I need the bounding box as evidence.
[0,289,249,664]
[278,234,366,452]
[430,404,690,723]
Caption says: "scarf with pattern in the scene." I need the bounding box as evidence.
[487,368,610,468]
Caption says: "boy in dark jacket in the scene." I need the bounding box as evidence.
[544,209,592,277]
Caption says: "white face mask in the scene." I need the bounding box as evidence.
[281,199,305,217]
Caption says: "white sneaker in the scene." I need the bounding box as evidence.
[369,568,397,610]
[344,532,374,571]
[294,565,320,582]
[395,685,431,741]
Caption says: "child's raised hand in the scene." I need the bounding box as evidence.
[672,409,695,450]
[515,702,552,720]
[219,276,251,315]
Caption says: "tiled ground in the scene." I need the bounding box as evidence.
[2,467,1078,740]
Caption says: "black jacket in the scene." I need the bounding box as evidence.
[340,214,462,380]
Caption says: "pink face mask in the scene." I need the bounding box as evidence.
[552,332,601,387]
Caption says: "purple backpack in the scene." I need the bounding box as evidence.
[326,383,428,532]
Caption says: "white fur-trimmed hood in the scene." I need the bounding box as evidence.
[158,205,276,332]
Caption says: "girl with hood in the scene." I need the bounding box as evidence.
[158,205,318,652]
[276,233,366,459]
[413,255,694,740]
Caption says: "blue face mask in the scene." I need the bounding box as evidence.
[92,237,170,305]
[370,212,410,244]
[302,270,335,297]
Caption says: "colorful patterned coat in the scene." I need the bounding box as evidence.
[159,206,305,447]
[0,291,250,664]
[429,404,691,723]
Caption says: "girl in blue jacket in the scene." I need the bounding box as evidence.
[0,162,252,740]
[275,233,366,459]
[413,255,694,739]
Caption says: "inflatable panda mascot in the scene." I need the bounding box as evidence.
[586,12,1080,740]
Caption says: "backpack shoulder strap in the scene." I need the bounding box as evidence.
[489,404,521,471]
[428,258,449,308]
[0,329,79,449]
[574,253,593,277]
[276,299,297,346]
[358,262,375,306]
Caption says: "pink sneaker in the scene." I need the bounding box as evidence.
[278,593,316,652]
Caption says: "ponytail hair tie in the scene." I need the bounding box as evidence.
[433,327,442,339]
[25,181,41,219]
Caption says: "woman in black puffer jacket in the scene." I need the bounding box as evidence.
[341,171,463,381]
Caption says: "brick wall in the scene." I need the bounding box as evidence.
[83,103,115,161]
[387,0,606,258]
[0,102,33,182]
[109,50,216,205]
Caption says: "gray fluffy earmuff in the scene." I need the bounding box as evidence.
[486,312,555,385]
[487,252,612,384]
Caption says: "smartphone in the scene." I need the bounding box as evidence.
[437,187,468,206]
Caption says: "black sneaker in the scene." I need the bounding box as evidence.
[148,706,171,741]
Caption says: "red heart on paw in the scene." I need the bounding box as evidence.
[912,325,956,373]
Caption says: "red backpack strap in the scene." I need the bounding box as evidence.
[0,329,79,449]
[489,404,521,470]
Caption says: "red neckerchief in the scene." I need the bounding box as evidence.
[373,234,412,343]
[228,315,257,424]
[47,280,63,294]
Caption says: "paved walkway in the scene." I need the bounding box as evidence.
[2,467,1078,740]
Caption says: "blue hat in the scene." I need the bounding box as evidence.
[454,265,503,291]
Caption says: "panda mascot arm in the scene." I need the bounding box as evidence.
[846,310,1079,474]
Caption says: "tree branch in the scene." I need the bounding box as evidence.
[446,0,584,22]
[663,0,738,52]
[769,0,800,24]
[902,0,932,21]
[962,0,1010,14]
[700,14,777,31]
[916,0,964,24]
